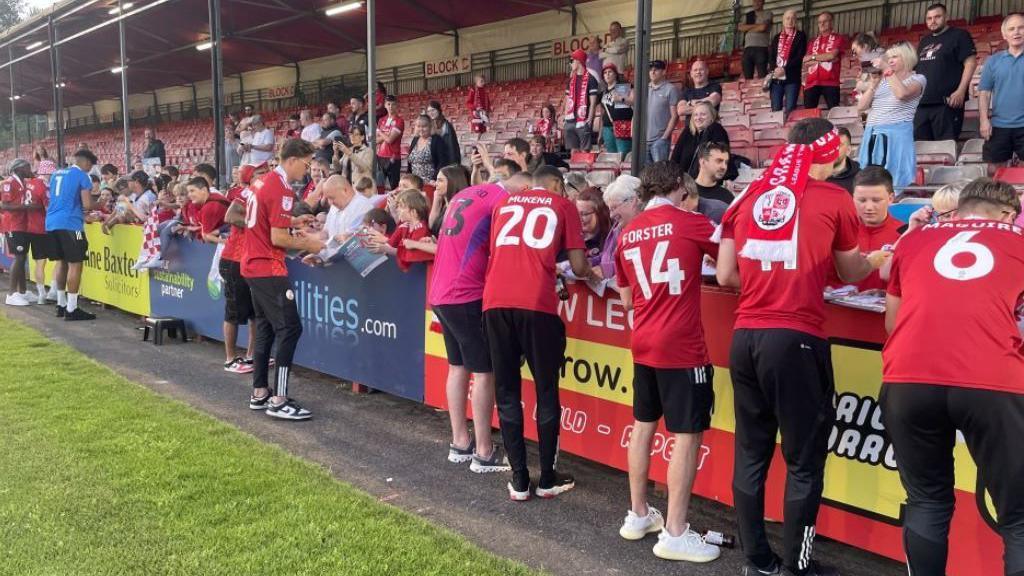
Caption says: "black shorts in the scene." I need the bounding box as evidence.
[27,233,54,260]
[4,231,29,257]
[48,229,89,263]
[633,363,715,433]
[219,258,254,324]
[983,126,1024,164]
[434,300,491,373]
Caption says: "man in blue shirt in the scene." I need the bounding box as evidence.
[980,13,1024,165]
[47,148,99,321]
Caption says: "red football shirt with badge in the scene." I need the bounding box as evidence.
[884,219,1024,394]
[483,188,586,315]
[25,178,49,235]
[197,192,230,239]
[388,220,433,271]
[827,215,904,291]
[615,205,719,368]
[721,180,860,338]
[221,185,249,263]
[377,116,405,160]
[1,176,28,233]
[804,33,847,88]
[242,167,295,278]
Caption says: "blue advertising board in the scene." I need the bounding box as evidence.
[150,237,426,401]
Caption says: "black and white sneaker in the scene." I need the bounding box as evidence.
[266,399,312,421]
[470,446,511,473]
[64,308,96,321]
[447,440,475,464]
[55,305,66,318]
[508,472,531,502]
[743,555,783,575]
[535,472,575,499]
[248,393,272,410]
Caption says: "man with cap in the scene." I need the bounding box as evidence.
[47,148,100,321]
[563,48,600,151]
[2,159,47,307]
[646,60,681,163]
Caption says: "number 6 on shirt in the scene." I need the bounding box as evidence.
[933,231,995,281]
[623,241,684,300]
[495,204,558,249]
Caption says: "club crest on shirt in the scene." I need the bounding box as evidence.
[752,186,797,231]
[281,195,293,211]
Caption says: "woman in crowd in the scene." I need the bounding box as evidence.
[669,101,730,177]
[428,164,472,237]
[766,9,807,114]
[427,101,461,166]
[558,187,610,279]
[33,146,56,178]
[530,104,559,151]
[406,114,449,183]
[334,124,374,185]
[527,136,571,172]
[851,32,883,100]
[597,174,642,281]
[597,62,634,156]
[857,41,926,189]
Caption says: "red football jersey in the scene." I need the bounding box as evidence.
[721,180,860,338]
[197,193,230,239]
[242,168,294,278]
[483,188,586,315]
[24,178,49,235]
[828,215,903,291]
[388,220,433,271]
[221,185,249,263]
[884,219,1024,394]
[615,205,719,368]
[1,176,28,233]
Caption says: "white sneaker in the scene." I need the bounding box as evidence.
[5,292,31,307]
[46,287,58,302]
[619,506,664,540]
[35,291,46,305]
[652,525,721,563]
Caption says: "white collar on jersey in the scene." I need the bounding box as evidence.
[644,196,676,211]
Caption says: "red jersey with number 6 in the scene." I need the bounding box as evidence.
[483,188,586,315]
[242,167,294,279]
[884,219,1024,394]
[615,205,719,369]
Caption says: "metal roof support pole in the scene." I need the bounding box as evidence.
[570,0,577,35]
[631,0,652,176]
[47,15,65,168]
[366,0,377,178]
[209,0,224,180]
[118,0,131,172]
[8,47,16,153]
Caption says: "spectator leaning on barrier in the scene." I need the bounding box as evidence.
[858,41,926,189]
[376,96,405,190]
[565,49,600,151]
[767,10,808,115]
[407,115,448,183]
[315,175,375,251]
[426,100,461,167]
[802,12,846,110]
[598,174,642,281]
[826,126,860,193]
[913,3,977,141]
[678,59,722,125]
[466,74,492,134]
[557,187,610,277]
[186,176,231,245]
[693,141,734,205]
[646,60,681,163]
[881,178,1024,576]
[615,160,722,564]
[598,63,634,156]
[428,164,471,237]
[670,101,729,178]
[143,128,166,166]
[739,0,773,79]
[374,189,434,272]
[601,21,629,72]
[716,119,876,576]
[827,166,902,292]
[980,13,1024,168]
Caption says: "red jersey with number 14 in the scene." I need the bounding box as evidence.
[483,188,585,315]
[884,219,1024,394]
[242,167,294,278]
[615,205,719,368]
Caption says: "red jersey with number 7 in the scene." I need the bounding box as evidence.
[615,205,719,368]
[483,188,586,315]
[242,167,294,279]
[884,219,1024,394]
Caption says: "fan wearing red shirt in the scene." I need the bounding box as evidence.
[882,179,1024,576]
[716,119,875,576]
[242,139,325,421]
[466,74,492,134]
[375,95,404,190]
[1,159,46,305]
[221,162,269,373]
[24,173,53,305]
[483,166,593,501]
[614,163,721,563]
[384,189,434,272]
[801,12,846,110]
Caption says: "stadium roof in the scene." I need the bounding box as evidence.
[0,0,588,113]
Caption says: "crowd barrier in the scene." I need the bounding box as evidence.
[0,229,1004,574]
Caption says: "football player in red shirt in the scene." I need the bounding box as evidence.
[1,159,46,306]
[882,178,1024,576]
[614,163,721,563]
[222,162,269,373]
[242,139,325,421]
[483,165,594,501]
[23,166,52,305]
[716,118,875,576]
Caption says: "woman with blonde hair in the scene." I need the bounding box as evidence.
[669,101,730,177]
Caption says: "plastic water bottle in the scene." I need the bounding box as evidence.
[703,530,735,548]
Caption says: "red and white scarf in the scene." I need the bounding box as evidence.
[776,29,797,68]
[134,206,162,269]
[566,73,590,122]
[808,33,839,74]
[717,129,841,263]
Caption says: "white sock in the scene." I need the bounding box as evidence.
[36,284,46,297]
[57,290,67,307]
[67,293,79,313]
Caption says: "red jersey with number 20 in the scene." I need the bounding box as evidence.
[483,188,585,315]
[242,167,294,278]
[884,219,1024,394]
[615,205,719,368]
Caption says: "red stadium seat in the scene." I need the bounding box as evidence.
[995,167,1024,185]
[786,108,821,123]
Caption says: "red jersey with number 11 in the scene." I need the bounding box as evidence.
[483,188,585,315]
[884,219,1024,394]
[242,167,294,279]
[615,205,719,368]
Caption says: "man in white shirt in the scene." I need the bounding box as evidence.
[299,110,322,143]
[303,176,374,266]
[246,115,276,165]
[601,21,629,72]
